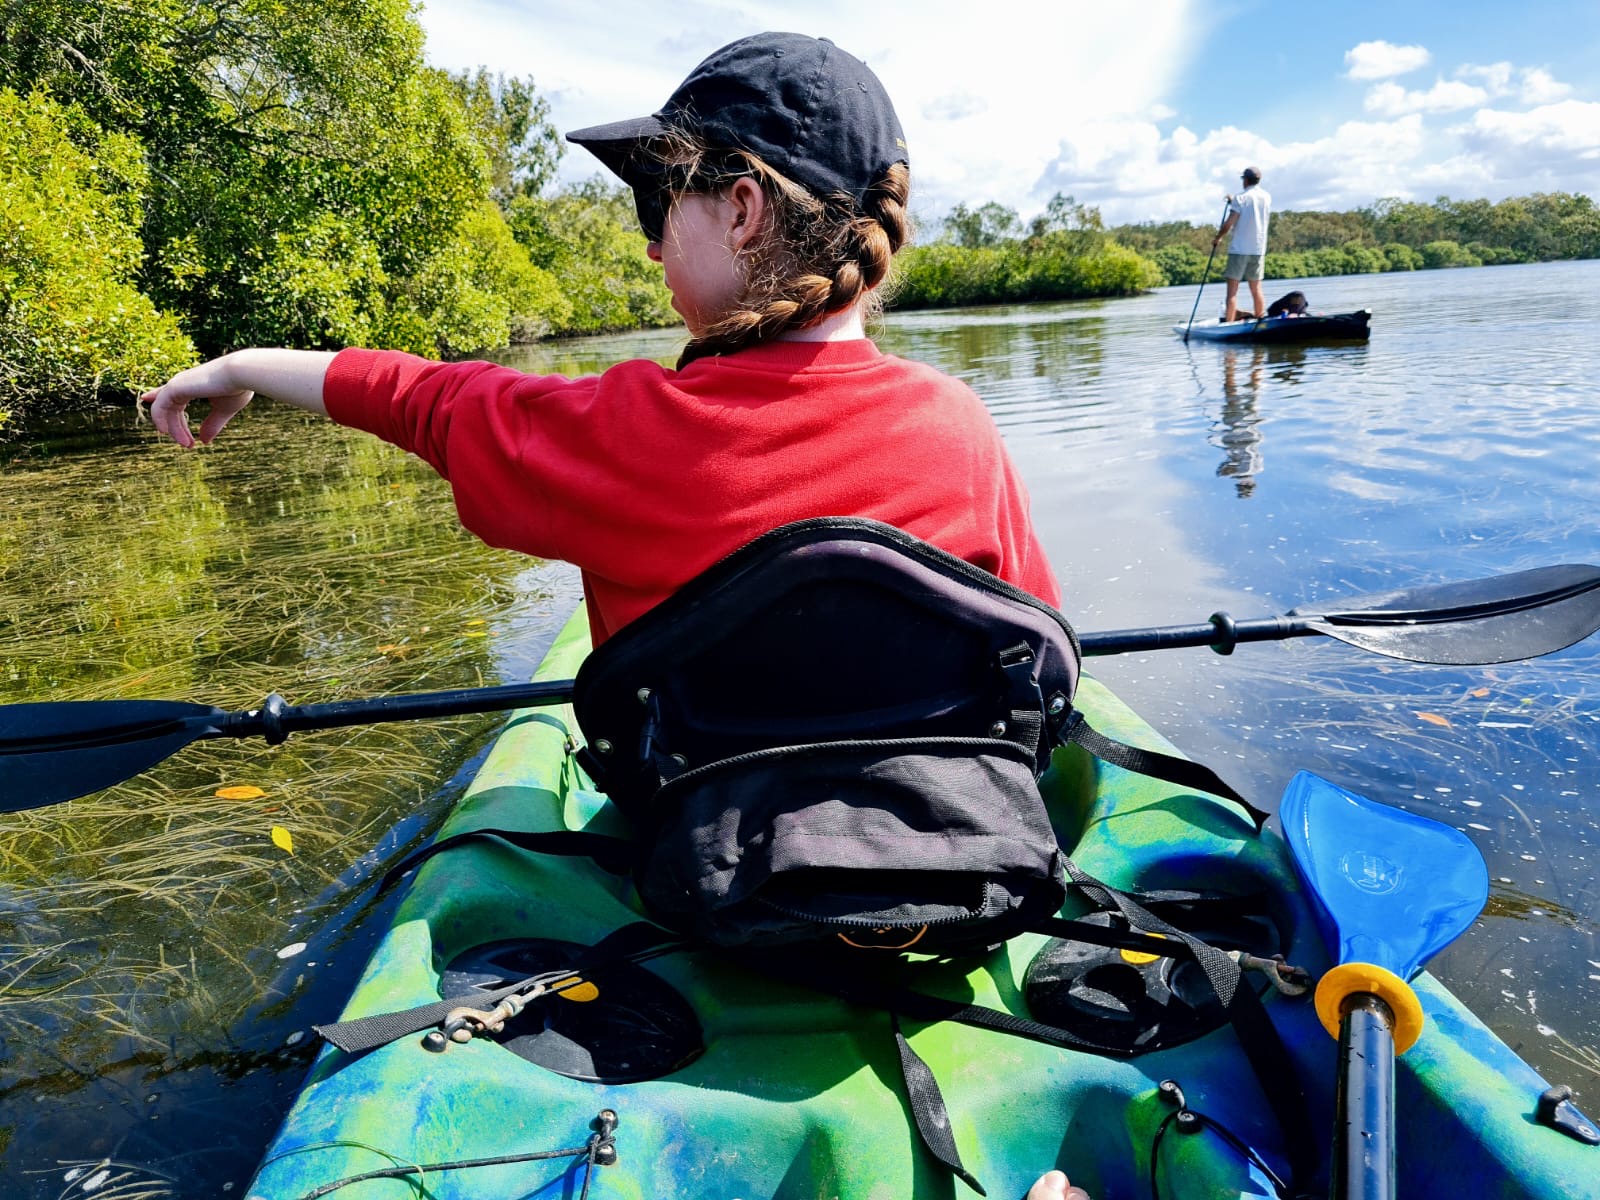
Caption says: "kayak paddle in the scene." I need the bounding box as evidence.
[1184,202,1229,343]
[1080,562,1600,664]
[1279,771,1488,1200]
[5,561,1600,812]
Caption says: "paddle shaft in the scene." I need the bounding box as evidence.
[1334,993,1397,1200]
[1080,613,1302,656]
[212,679,579,743]
[222,615,1314,740]
[1183,203,1230,342]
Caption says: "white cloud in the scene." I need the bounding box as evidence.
[412,5,1599,225]
[1457,99,1600,164]
[1457,61,1514,94]
[1344,40,1431,81]
[1035,114,1433,224]
[1519,67,1574,105]
[1364,78,1490,117]
[414,0,1202,223]
[922,91,988,123]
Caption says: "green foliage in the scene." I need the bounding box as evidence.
[1382,242,1422,271]
[1264,209,1376,253]
[1255,243,1346,282]
[382,200,570,356]
[508,180,675,335]
[1420,240,1483,269]
[452,69,564,203]
[1109,191,1600,290]
[0,88,194,431]
[893,238,1157,309]
[941,201,1025,248]
[0,0,626,429]
[1150,244,1210,286]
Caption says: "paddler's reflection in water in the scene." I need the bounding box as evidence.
[1216,346,1266,498]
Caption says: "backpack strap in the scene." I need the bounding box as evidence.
[746,864,1316,1200]
[1058,860,1315,1197]
[315,921,684,1054]
[1056,710,1270,832]
[892,1012,988,1196]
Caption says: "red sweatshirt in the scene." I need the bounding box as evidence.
[324,339,1060,643]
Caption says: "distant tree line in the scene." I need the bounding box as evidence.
[1110,193,1600,285]
[6,1,1599,435]
[893,195,1160,308]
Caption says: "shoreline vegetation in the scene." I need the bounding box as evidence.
[4,3,1598,436]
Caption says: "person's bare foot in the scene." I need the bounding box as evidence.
[1027,1169,1091,1200]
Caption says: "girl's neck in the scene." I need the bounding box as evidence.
[776,302,868,343]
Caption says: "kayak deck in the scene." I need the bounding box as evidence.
[1178,310,1372,343]
[248,607,1596,1199]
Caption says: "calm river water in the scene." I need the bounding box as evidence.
[2,260,1598,1194]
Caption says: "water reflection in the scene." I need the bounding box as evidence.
[5,265,1599,1196]
[1215,347,1270,497]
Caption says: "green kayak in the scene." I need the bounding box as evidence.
[247,606,1598,1199]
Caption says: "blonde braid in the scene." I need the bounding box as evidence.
[677,160,913,368]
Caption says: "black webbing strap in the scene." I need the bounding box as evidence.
[997,642,1046,761]
[892,1013,987,1196]
[1058,710,1270,832]
[377,827,637,896]
[1060,860,1313,1198]
[315,922,683,1054]
[745,865,1313,1200]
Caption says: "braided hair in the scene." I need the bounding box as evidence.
[650,132,912,369]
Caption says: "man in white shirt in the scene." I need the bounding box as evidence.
[1213,167,1272,321]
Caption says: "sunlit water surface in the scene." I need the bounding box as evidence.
[1,260,1597,1194]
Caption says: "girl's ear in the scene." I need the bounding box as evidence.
[725,177,767,250]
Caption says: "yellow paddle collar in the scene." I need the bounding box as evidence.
[1314,962,1425,1054]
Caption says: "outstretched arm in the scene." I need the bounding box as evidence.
[141,349,338,448]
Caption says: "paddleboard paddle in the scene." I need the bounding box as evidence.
[1184,202,1230,342]
[1280,771,1489,1200]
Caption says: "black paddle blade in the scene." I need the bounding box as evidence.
[0,700,225,813]
[1291,563,1600,665]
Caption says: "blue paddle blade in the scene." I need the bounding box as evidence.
[1280,771,1489,978]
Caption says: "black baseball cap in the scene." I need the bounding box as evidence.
[1241,166,1261,183]
[567,32,908,235]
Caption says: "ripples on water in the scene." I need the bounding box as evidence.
[1,262,1596,1194]
[884,262,1600,1093]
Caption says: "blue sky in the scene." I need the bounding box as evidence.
[416,0,1600,226]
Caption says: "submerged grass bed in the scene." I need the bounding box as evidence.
[0,405,579,1174]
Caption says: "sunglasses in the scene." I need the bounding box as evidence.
[631,157,747,243]
[633,182,672,244]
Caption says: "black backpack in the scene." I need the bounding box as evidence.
[570,516,1264,955]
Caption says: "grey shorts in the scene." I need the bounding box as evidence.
[1225,253,1264,281]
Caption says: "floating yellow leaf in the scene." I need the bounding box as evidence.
[463,630,487,638]
[1468,687,1490,699]
[465,618,487,627]
[1415,712,1453,728]
[216,785,266,801]
[271,825,295,854]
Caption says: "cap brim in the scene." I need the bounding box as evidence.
[566,115,673,186]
